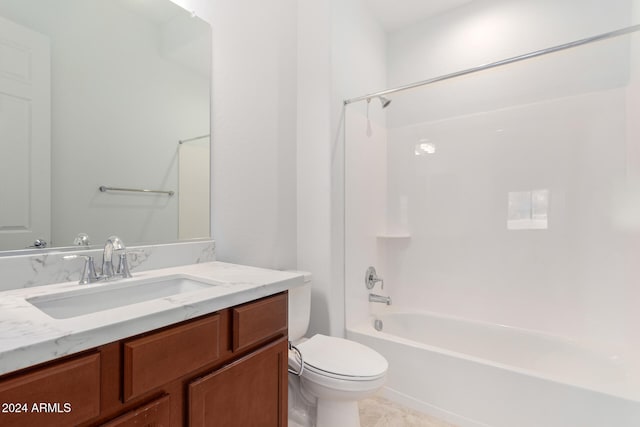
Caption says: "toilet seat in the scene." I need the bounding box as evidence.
[292,334,388,381]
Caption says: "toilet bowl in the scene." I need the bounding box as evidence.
[288,274,388,427]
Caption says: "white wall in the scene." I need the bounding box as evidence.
[177,0,388,336]
[359,0,640,348]
[170,0,639,348]
[336,0,390,336]
[171,0,639,347]
[176,0,388,337]
[331,1,389,333]
[296,0,388,336]
[173,0,388,338]
[387,0,634,89]
[344,104,388,331]
[172,0,298,271]
[296,1,333,335]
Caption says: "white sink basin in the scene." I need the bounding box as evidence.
[27,275,222,319]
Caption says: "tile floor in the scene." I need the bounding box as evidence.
[359,396,458,427]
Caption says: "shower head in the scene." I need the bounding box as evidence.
[367,95,392,109]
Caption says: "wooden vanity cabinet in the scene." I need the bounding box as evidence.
[101,395,171,427]
[189,292,289,427]
[0,291,288,427]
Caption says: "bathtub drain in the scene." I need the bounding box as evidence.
[374,319,383,331]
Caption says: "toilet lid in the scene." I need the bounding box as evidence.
[297,334,388,379]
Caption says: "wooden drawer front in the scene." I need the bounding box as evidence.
[232,292,287,352]
[102,395,170,427]
[0,353,100,427]
[124,314,220,401]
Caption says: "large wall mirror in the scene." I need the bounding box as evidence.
[0,0,211,253]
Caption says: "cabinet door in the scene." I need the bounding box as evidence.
[189,337,288,427]
[102,395,170,427]
[0,353,100,427]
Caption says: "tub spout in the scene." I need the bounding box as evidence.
[369,293,392,305]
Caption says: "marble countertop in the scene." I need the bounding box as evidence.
[0,261,304,376]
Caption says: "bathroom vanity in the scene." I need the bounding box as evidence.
[0,261,301,426]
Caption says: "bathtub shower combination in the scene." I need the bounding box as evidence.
[344,22,640,427]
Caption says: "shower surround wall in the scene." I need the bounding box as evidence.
[346,0,640,352]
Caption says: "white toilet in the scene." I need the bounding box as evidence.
[288,273,388,427]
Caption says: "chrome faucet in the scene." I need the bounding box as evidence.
[64,235,132,284]
[369,293,392,305]
[365,267,391,305]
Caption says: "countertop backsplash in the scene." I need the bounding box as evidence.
[0,240,215,292]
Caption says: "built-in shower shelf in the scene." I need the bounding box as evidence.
[376,233,411,239]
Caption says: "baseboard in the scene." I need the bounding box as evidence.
[378,386,492,427]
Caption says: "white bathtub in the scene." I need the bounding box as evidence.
[347,310,640,427]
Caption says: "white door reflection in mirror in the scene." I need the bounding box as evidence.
[0,15,50,250]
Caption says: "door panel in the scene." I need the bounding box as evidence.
[189,337,287,427]
[0,15,50,250]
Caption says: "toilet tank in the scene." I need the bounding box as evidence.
[288,272,312,342]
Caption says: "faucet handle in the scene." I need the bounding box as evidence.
[118,249,144,276]
[106,235,125,251]
[73,233,90,246]
[116,253,133,279]
[64,255,98,284]
[365,266,384,290]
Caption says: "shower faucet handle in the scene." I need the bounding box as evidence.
[365,266,384,290]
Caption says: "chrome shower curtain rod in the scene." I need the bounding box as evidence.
[343,23,640,106]
[178,134,210,144]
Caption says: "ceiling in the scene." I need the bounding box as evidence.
[364,0,474,32]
